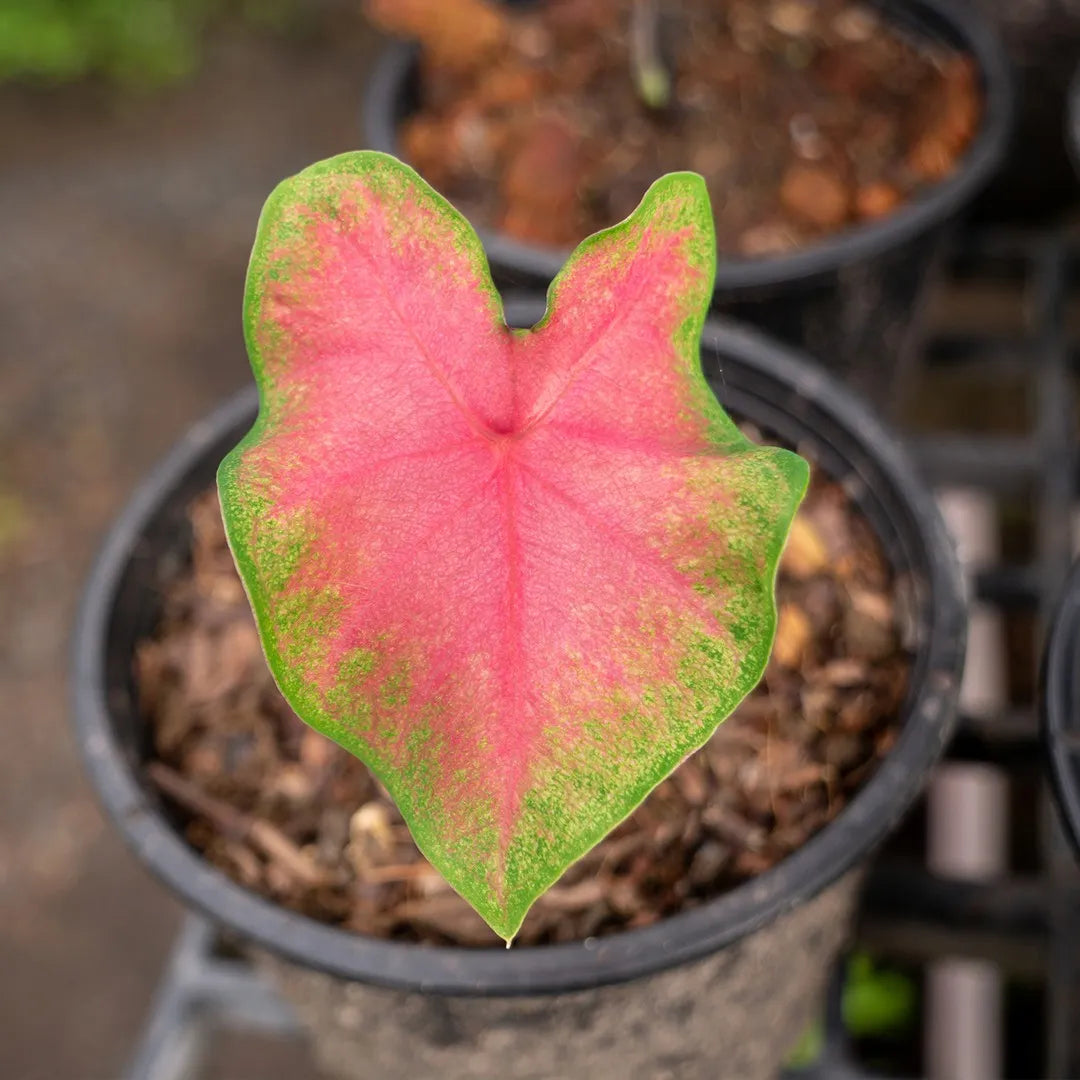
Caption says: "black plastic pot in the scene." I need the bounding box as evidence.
[1067,63,1080,179]
[1042,559,1080,860]
[363,0,1012,412]
[71,300,965,1080]
[967,0,1080,222]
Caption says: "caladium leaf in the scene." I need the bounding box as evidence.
[219,151,809,942]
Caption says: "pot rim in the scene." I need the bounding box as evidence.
[1042,559,1080,859]
[71,310,965,995]
[362,0,1013,292]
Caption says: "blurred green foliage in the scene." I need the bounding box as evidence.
[842,952,917,1038]
[785,952,918,1069]
[0,0,298,88]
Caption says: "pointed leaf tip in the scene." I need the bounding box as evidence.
[221,154,807,938]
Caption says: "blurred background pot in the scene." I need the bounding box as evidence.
[71,300,964,1080]
[1042,559,1080,862]
[364,0,1012,413]
[968,0,1080,221]
[1068,61,1080,178]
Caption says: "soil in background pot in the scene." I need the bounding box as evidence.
[373,0,981,255]
[135,449,911,949]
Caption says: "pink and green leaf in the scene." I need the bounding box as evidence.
[219,151,809,942]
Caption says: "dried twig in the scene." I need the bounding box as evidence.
[147,761,332,888]
[535,878,608,911]
[360,861,443,884]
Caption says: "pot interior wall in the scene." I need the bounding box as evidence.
[105,427,238,803]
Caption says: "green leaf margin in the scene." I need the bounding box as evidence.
[218,151,810,942]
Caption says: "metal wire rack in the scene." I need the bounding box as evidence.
[122,228,1080,1080]
[793,228,1080,1079]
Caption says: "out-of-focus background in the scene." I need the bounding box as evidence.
[3,2,1080,1078]
[1,5,386,1076]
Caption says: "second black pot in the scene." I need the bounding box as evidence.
[1042,559,1080,861]
[1067,63,1080,180]
[363,0,1012,413]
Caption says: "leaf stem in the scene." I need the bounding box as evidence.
[630,0,671,111]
